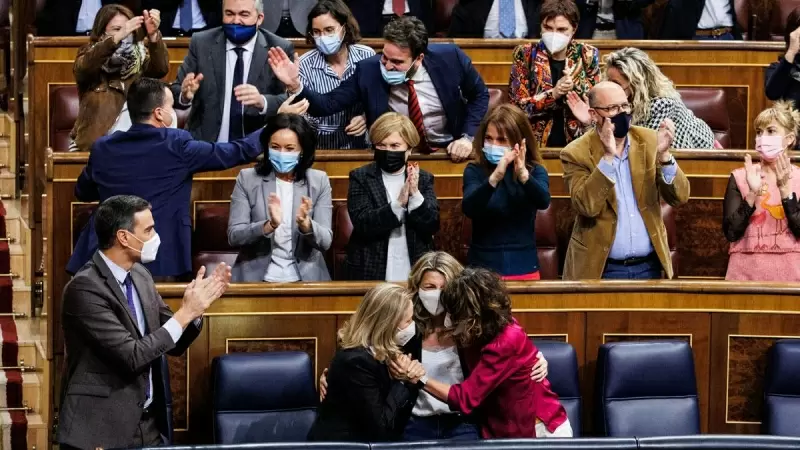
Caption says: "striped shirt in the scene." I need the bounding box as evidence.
[298,44,375,149]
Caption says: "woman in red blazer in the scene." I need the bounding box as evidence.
[409,267,572,438]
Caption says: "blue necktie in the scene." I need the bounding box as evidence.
[230,47,245,140]
[180,0,193,32]
[499,0,516,38]
[124,274,150,401]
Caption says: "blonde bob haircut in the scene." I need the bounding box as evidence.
[338,283,412,362]
[407,251,464,336]
[369,112,421,150]
[754,100,800,149]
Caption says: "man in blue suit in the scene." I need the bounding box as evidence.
[67,77,263,279]
[268,16,489,163]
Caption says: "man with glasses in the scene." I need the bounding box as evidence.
[559,81,690,280]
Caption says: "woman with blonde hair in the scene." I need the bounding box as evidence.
[345,112,440,281]
[463,104,551,279]
[603,47,714,149]
[723,101,800,281]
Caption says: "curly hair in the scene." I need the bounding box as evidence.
[440,268,512,348]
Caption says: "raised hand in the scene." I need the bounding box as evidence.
[514,139,529,182]
[775,152,793,198]
[345,115,368,136]
[267,193,282,230]
[181,266,226,319]
[744,154,764,194]
[566,92,592,126]
[234,84,265,110]
[787,25,800,62]
[180,72,204,103]
[489,148,518,187]
[278,94,309,115]
[407,163,420,195]
[656,118,676,160]
[143,9,161,40]
[209,261,232,286]
[267,47,301,92]
[553,71,574,99]
[296,196,313,233]
[599,117,618,157]
[113,16,144,44]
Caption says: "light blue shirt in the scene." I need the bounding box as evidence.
[171,0,208,30]
[597,139,677,260]
[76,0,102,33]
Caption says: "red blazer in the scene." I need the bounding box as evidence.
[447,318,567,438]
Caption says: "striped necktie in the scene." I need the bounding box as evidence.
[407,80,431,153]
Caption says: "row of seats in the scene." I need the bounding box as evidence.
[206,340,800,444]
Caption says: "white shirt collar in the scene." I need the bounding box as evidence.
[98,251,130,285]
[408,63,428,83]
[226,32,259,53]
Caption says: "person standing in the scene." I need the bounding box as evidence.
[142,0,223,37]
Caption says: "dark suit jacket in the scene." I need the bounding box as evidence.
[660,0,741,39]
[307,347,417,442]
[142,0,222,36]
[67,124,263,277]
[576,0,655,39]
[36,0,142,36]
[299,44,489,140]
[58,251,201,449]
[171,27,293,141]
[448,0,541,38]
[345,162,439,281]
[346,0,433,37]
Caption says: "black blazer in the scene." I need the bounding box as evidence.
[660,0,741,39]
[307,347,417,442]
[36,0,141,36]
[346,0,433,37]
[448,0,541,38]
[142,0,222,36]
[345,162,440,281]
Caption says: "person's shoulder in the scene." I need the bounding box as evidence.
[350,162,376,178]
[189,27,221,46]
[511,42,537,59]
[561,130,596,159]
[306,168,331,184]
[464,162,487,177]
[576,41,599,55]
[131,262,156,285]
[350,44,377,59]
[333,347,375,370]
[65,262,99,293]
[236,166,261,183]
[485,320,529,353]
[260,28,292,48]
[298,49,321,67]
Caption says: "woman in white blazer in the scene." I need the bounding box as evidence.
[227,114,333,282]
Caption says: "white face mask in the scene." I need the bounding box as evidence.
[541,31,571,54]
[395,321,416,346]
[168,109,178,129]
[418,289,443,316]
[127,232,161,264]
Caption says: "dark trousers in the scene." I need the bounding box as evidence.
[59,415,162,450]
[602,256,663,280]
[403,414,480,441]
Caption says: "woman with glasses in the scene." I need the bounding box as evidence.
[298,0,375,149]
[603,47,714,149]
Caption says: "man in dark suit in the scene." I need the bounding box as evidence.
[58,195,230,450]
[345,0,433,37]
[449,0,541,39]
[268,16,489,163]
[36,0,142,36]
[660,0,741,40]
[575,0,655,39]
[142,0,222,37]
[67,77,263,279]
[172,0,294,142]
[260,0,317,37]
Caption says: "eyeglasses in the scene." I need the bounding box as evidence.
[310,26,342,38]
[593,103,632,115]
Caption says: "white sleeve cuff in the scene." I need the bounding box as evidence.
[163,317,185,344]
[179,94,192,106]
[259,96,268,115]
[390,200,405,222]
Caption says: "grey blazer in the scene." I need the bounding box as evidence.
[228,167,333,282]
[171,27,294,141]
[58,252,201,450]
[261,0,317,34]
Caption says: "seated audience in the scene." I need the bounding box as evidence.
[418,268,572,438]
[765,9,800,110]
[463,105,551,279]
[142,0,222,37]
[575,0,655,40]
[509,0,600,148]
[298,0,375,149]
[67,78,263,280]
[262,0,316,38]
[345,0,433,38]
[448,0,541,39]
[269,16,488,163]
[307,283,421,442]
[37,0,132,36]
[228,114,333,282]
[723,101,800,282]
[604,47,715,149]
[319,251,550,441]
[69,4,169,152]
[172,0,294,142]
[560,82,690,280]
[660,0,741,40]
[345,113,439,281]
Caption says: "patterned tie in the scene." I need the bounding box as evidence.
[393,0,405,17]
[123,274,150,400]
[407,80,431,153]
[230,47,245,140]
[499,0,516,38]
[180,0,193,32]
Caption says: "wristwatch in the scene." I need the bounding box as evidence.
[418,375,429,386]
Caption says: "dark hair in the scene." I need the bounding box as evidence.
[127,77,169,123]
[95,195,152,250]
[539,0,580,29]
[785,7,800,48]
[473,104,542,172]
[383,16,428,59]
[305,0,361,46]
[441,268,512,348]
[255,114,317,182]
[89,4,138,43]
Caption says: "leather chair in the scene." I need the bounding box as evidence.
[192,203,238,275]
[638,435,800,449]
[661,202,678,277]
[533,340,582,436]
[372,438,639,450]
[329,203,352,281]
[212,351,318,444]
[677,87,731,149]
[594,341,700,437]
[488,88,510,112]
[50,84,80,152]
[433,0,459,36]
[763,339,800,436]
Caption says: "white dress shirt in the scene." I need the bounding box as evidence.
[383,169,424,282]
[383,0,410,15]
[697,0,733,29]
[483,0,528,39]
[264,179,301,282]
[596,0,614,25]
[76,0,102,33]
[171,0,208,30]
[216,35,268,142]
[387,64,453,143]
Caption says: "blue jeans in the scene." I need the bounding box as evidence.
[403,414,480,441]
[693,32,735,40]
[602,257,662,280]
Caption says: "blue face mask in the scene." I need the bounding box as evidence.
[482,144,509,165]
[380,60,418,86]
[314,29,343,55]
[268,149,301,174]
[223,23,258,45]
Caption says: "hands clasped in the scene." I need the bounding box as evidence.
[389,353,426,384]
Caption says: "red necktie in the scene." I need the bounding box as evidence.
[393,0,405,17]
[407,80,431,153]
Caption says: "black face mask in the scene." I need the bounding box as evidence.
[610,112,632,138]
[374,148,407,173]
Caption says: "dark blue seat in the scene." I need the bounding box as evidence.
[638,435,800,449]
[372,438,638,450]
[212,352,318,444]
[532,340,582,436]
[594,341,700,437]
[764,339,800,436]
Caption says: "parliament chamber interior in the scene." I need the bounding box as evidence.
[2,0,800,449]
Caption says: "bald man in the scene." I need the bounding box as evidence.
[559,81,690,280]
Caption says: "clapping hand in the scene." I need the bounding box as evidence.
[296,196,313,233]
[143,9,161,41]
[656,118,676,161]
[406,162,420,195]
[599,117,619,158]
[776,152,793,199]
[112,16,143,44]
[181,265,230,320]
[267,47,302,92]
[553,69,574,98]
[489,147,519,187]
[513,139,529,183]
[744,154,764,195]
[180,72,204,103]
[234,84,265,111]
[566,92,592,127]
[266,193,282,231]
[786,25,800,62]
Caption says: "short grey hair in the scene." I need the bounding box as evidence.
[224,0,263,14]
